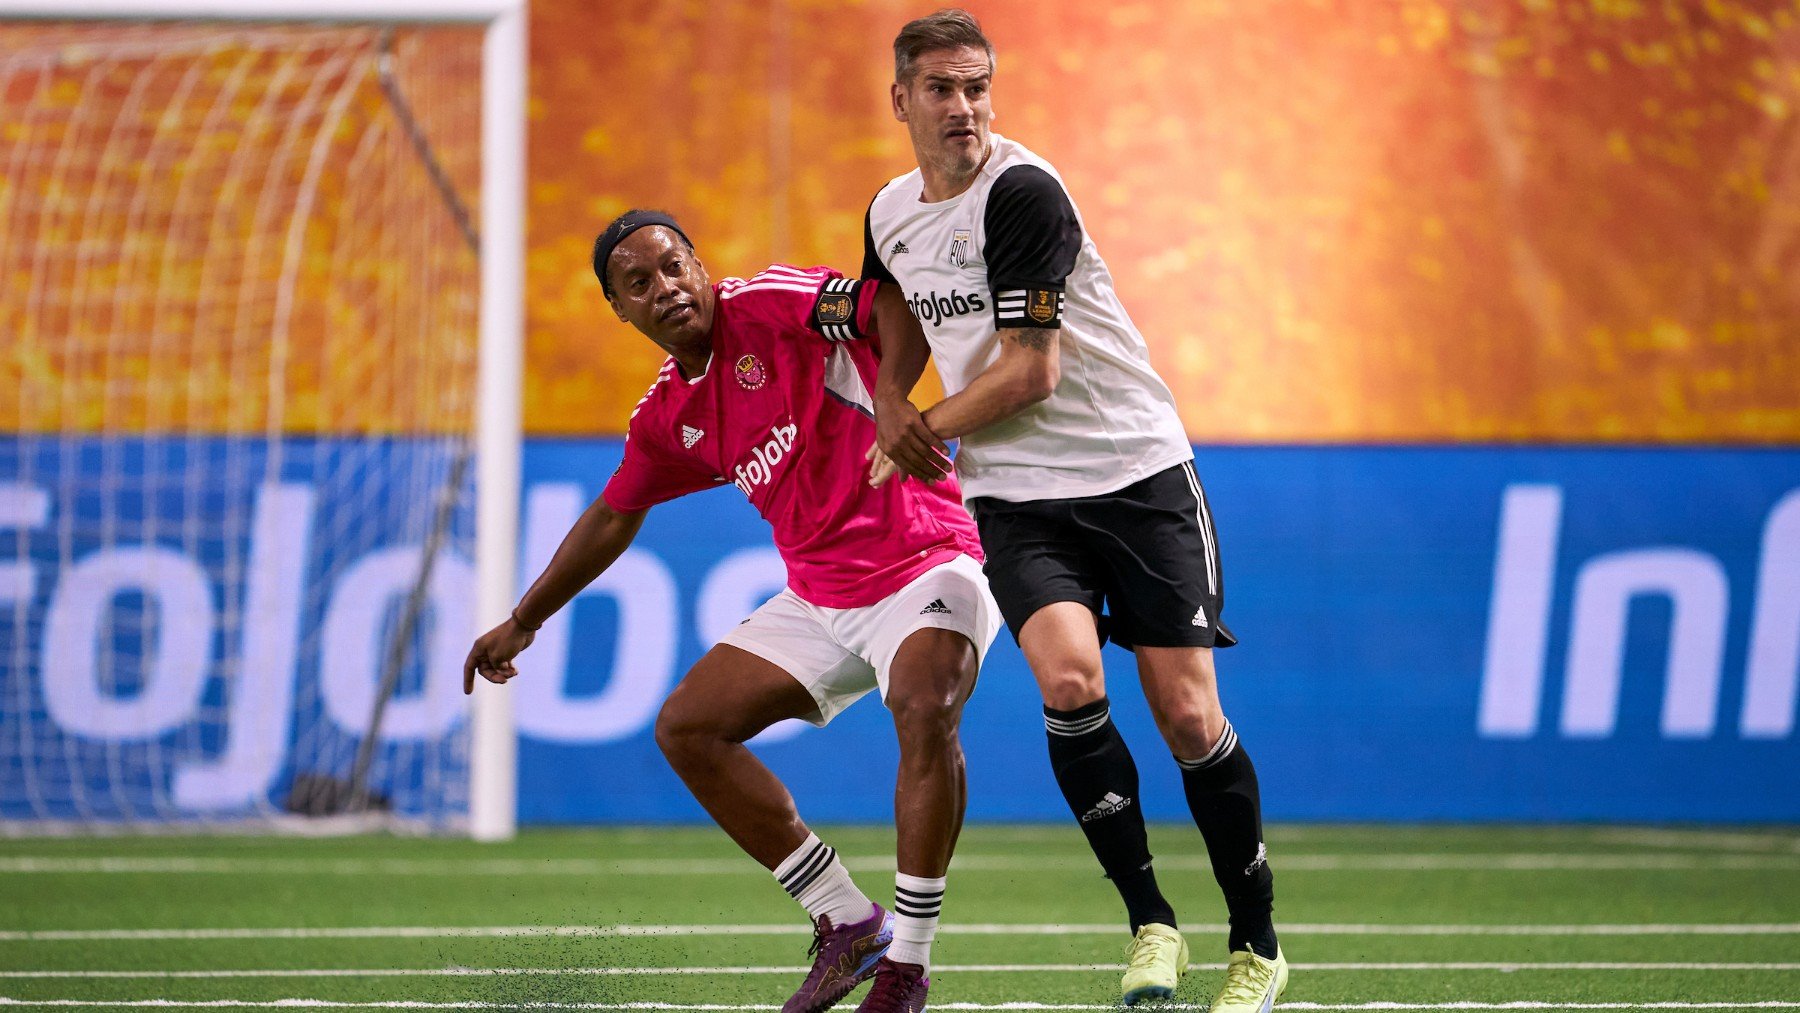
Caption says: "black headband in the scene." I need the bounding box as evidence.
[592,211,694,299]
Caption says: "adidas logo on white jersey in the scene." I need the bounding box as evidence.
[1080,791,1132,823]
[890,239,909,256]
[1192,607,1209,628]
[919,598,951,615]
[681,425,704,449]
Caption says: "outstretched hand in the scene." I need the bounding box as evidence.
[874,398,951,483]
[463,617,536,695]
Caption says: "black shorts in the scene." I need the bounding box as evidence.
[969,460,1237,650]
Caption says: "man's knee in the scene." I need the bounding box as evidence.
[653,693,740,764]
[651,697,696,761]
[1137,645,1226,756]
[887,629,976,742]
[1018,604,1107,710]
[887,686,961,745]
[1035,657,1106,711]
[1149,693,1227,757]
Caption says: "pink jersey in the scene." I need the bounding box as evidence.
[602,264,983,609]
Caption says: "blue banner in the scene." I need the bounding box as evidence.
[516,441,1800,824]
[0,435,473,824]
[3,437,1796,824]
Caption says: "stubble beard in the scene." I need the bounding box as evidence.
[935,134,988,189]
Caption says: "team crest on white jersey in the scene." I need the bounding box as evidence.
[681,425,704,449]
[948,228,971,268]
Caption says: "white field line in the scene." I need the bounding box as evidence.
[1592,829,1800,853]
[6,922,1800,942]
[4,1001,1800,1010]
[2,962,1798,979]
[1,854,1797,875]
[591,826,1793,849]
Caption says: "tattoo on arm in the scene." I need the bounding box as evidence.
[1007,328,1053,352]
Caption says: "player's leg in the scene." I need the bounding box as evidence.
[1136,645,1276,955]
[652,642,822,867]
[973,496,1183,1004]
[1022,602,1186,1005]
[1136,645,1284,1011]
[858,625,973,1009]
[886,626,974,875]
[972,497,1179,934]
[854,553,998,988]
[659,596,894,1013]
[1096,461,1286,1013]
[1019,602,1180,936]
[655,643,874,925]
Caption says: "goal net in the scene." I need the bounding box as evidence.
[0,17,503,832]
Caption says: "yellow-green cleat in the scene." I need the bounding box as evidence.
[1120,923,1187,1005]
[1210,948,1289,1013]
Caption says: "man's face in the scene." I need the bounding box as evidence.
[606,226,713,352]
[893,45,993,180]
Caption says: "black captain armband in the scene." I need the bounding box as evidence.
[994,288,1066,329]
[810,277,866,342]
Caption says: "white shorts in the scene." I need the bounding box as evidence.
[718,553,1002,727]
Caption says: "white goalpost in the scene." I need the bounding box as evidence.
[0,0,522,840]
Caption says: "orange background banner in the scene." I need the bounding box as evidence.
[5,3,1797,443]
[531,0,1800,443]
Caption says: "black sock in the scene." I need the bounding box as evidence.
[1178,718,1278,958]
[1045,697,1176,932]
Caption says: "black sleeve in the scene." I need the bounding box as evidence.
[983,164,1080,329]
[861,202,898,284]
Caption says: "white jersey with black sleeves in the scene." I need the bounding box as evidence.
[863,133,1192,503]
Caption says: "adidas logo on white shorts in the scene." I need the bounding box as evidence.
[1081,791,1132,822]
[919,598,952,615]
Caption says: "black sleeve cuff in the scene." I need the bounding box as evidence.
[810,277,868,341]
[994,287,1066,329]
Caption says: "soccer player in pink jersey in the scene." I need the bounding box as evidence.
[464,210,999,1013]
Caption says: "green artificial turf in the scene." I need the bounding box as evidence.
[1,824,1796,1010]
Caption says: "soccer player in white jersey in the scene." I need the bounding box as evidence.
[467,211,1002,1013]
[860,11,1288,1012]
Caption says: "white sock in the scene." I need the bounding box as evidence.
[886,872,945,970]
[773,834,873,927]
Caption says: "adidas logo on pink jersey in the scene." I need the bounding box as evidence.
[731,423,798,497]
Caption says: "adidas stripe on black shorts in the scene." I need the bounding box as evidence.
[969,460,1237,650]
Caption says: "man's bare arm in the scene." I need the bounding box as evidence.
[918,327,1060,442]
[463,496,647,693]
[870,284,952,482]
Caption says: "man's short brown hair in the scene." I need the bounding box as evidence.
[893,8,995,84]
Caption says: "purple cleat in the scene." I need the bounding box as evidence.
[855,957,929,1013]
[781,903,895,1013]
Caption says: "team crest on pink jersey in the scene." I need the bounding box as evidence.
[735,354,767,390]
